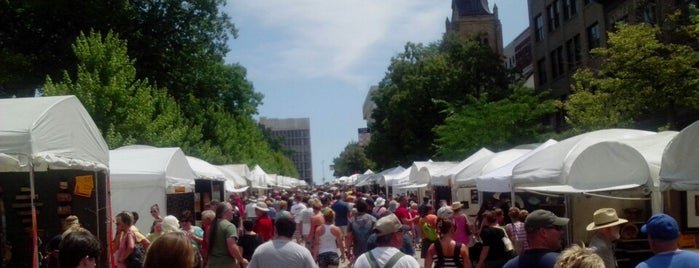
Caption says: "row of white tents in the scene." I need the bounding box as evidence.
[0,95,307,267]
[344,121,699,215]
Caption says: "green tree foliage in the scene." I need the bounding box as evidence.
[434,85,556,159]
[42,31,299,178]
[566,23,699,131]
[332,142,376,177]
[43,31,196,148]
[366,34,511,169]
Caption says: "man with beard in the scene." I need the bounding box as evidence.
[586,208,628,268]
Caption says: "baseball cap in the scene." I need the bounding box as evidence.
[374,213,402,237]
[525,209,569,231]
[641,213,679,241]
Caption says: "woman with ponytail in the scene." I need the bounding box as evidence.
[206,202,248,268]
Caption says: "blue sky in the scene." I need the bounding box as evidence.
[223,0,529,185]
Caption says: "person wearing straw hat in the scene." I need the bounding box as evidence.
[253,201,274,242]
[586,208,628,268]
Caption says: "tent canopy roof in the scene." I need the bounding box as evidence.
[476,139,557,192]
[517,130,675,193]
[661,121,699,191]
[0,96,109,172]
[109,147,195,189]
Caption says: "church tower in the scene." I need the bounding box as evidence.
[446,0,503,55]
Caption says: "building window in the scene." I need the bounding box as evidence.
[550,46,564,78]
[644,2,657,24]
[537,58,547,85]
[547,1,560,32]
[565,34,582,71]
[587,22,600,51]
[563,0,577,20]
[534,14,545,41]
[573,34,581,65]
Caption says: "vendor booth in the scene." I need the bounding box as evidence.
[0,96,111,268]
[110,147,196,233]
[660,120,699,248]
[515,130,677,268]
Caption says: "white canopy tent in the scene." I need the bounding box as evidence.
[0,96,111,267]
[250,165,270,189]
[110,147,196,232]
[476,139,558,192]
[432,148,494,186]
[514,129,660,192]
[399,161,458,189]
[660,120,699,191]
[356,166,403,187]
[215,165,249,190]
[375,166,407,186]
[512,129,656,188]
[0,96,109,172]
[454,148,532,187]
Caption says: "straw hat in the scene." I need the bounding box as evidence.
[255,201,270,212]
[586,208,628,231]
[451,202,464,211]
[375,197,386,207]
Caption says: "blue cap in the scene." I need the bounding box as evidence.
[640,213,679,241]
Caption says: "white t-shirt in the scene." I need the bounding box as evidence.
[354,246,420,268]
[245,202,257,218]
[291,202,307,223]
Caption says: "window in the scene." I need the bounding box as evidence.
[565,34,582,71]
[534,14,545,41]
[537,58,547,85]
[550,46,564,78]
[547,1,560,32]
[644,3,657,24]
[587,22,600,50]
[563,0,577,20]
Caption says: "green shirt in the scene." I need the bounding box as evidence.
[207,219,239,265]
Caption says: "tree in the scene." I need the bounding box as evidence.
[333,142,376,177]
[366,34,512,169]
[566,23,699,131]
[43,31,196,148]
[433,84,556,159]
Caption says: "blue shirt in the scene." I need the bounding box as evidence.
[331,200,350,226]
[503,249,559,268]
[635,250,699,268]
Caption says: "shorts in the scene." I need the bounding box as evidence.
[338,225,348,237]
[317,252,340,268]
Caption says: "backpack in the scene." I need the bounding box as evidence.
[420,218,438,241]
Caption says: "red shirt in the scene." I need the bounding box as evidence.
[394,206,409,225]
[254,214,274,241]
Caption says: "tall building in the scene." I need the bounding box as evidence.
[446,0,503,55]
[529,0,692,97]
[258,117,313,183]
[503,27,535,88]
[360,85,379,147]
[528,0,690,128]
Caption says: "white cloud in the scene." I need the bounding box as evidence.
[225,1,449,90]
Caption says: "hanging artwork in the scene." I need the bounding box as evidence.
[74,175,94,198]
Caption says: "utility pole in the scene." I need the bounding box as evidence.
[322,160,326,184]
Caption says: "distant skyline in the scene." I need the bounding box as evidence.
[224,0,529,185]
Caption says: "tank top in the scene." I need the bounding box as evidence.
[318,224,338,254]
[453,215,470,245]
[431,241,463,268]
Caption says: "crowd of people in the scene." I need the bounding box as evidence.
[47,186,699,268]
